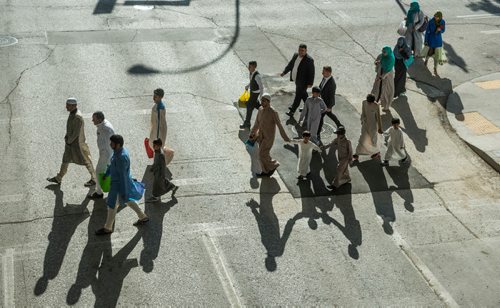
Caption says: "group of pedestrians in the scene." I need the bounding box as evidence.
[46,88,177,235]
[241,2,446,191]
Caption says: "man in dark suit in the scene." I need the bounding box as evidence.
[280,44,315,117]
[318,66,342,143]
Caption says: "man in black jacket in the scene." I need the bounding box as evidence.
[318,66,342,142]
[281,44,315,117]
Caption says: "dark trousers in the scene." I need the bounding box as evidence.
[318,110,342,139]
[243,92,261,126]
[290,84,308,113]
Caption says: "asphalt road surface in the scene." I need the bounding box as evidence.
[1,0,500,306]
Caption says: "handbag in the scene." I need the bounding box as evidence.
[404,55,414,68]
[144,138,154,158]
[131,179,145,200]
[397,20,407,36]
[98,173,111,192]
[418,15,429,32]
[238,90,250,108]
[163,146,174,165]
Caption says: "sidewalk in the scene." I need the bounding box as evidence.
[446,73,500,172]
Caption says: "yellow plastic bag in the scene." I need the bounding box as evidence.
[238,90,250,108]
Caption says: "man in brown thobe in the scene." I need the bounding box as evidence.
[250,93,291,177]
[47,98,96,186]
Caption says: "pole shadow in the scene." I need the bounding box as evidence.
[246,177,294,272]
[127,0,240,75]
[392,95,428,152]
[356,160,395,235]
[443,42,469,73]
[34,185,90,296]
[466,0,500,14]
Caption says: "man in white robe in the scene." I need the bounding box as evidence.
[381,118,408,166]
[299,87,326,145]
[89,111,115,199]
[149,88,167,149]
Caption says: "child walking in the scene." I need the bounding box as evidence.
[325,126,353,191]
[148,139,178,202]
[245,134,262,177]
[381,118,408,166]
[290,131,322,180]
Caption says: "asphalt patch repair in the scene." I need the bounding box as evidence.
[237,92,431,198]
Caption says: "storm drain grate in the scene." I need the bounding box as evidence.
[462,112,500,135]
[0,36,18,47]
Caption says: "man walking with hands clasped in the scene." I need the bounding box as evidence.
[47,98,96,187]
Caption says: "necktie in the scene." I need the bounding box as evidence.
[320,78,326,89]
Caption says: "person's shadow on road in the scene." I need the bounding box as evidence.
[34,185,90,297]
[392,96,428,152]
[247,177,295,272]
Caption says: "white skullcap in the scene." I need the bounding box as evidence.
[66,97,77,105]
[261,93,271,102]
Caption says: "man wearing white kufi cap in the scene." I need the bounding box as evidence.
[47,98,97,186]
[250,93,291,176]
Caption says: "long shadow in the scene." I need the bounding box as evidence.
[92,230,143,307]
[407,57,453,103]
[356,160,395,235]
[445,91,465,121]
[317,184,362,259]
[392,96,428,152]
[466,0,500,14]
[127,0,240,75]
[320,141,338,185]
[140,198,178,272]
[34,185,90,296]
[386,164,415,212]
[66,199,112,305]
[247,177,295,271]
[443,42,469,73]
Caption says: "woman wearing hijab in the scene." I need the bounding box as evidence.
[372,46,395,112]
[424,11,446,75]
[393,37,412,97]
[404,1,426,56]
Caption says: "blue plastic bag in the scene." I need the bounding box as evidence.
[404,55,414,68]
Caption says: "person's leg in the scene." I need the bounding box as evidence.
[84,160,97,182]
[317,113,326,140]
[127,201,148,220]
[326,111,342,127]
[290,85,305,113]
[243,93,259,127]
[104,202,119,231]
[55,163,69,182]
[300,86,309,104]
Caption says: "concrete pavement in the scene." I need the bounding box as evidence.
[447,73,500,172]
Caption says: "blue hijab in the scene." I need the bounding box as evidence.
[406,2,420,27]
[381,46,395,73]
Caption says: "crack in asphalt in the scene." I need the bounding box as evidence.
[303,0,376,60]
[0,47,55,149]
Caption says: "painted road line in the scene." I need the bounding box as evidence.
[202,232,243,307]
[457,13,500,19]
[2,249,15,308]
[480,30,500,35]
[379,217,459,307]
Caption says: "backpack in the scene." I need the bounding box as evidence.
[418,14,429,32]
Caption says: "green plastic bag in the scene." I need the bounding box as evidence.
[98,173,111,193]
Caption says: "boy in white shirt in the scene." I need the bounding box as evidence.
[289,131,322,180]
[381,118,408,166]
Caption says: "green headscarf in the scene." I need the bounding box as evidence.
[406,1,420,26]
[434,11,443,25]
[381,46,395,73]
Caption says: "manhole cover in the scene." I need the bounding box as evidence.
[0,36,18,47]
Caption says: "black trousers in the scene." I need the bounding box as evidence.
[243,92,261,126]
[318,110,342,139]
[290,84,308,113]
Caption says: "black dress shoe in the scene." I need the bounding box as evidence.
[256,172,269,178]
[46,177,61,185]
[286,111,294,117]
[239,124,250,129]
[88,192,104,199]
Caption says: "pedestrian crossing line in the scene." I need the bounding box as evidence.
[457,13,500,19]
[2,248,15,308]
[382,218,459,307]
[202,231,243,307]
[480,30,500,35]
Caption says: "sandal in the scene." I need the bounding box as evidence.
[95,228,112,236]
[133,217,150,226]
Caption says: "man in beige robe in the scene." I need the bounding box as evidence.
[353,94,383,160]
[250,93,291,176]
[47,98,96,186]
[325,126,352,191]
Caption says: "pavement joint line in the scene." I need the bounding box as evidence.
[201,231,243,307]
[2,248,15,308]
[380,219,459,307]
